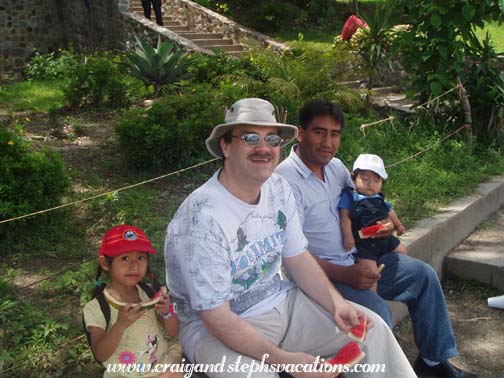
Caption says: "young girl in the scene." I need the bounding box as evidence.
[83,224,182,377]
[338,154,407,291]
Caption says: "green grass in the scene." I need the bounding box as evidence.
[0,80,67,112]
[447,277,500,301]
[274,6,503,54]
[474,20,504,53]
[274,29,341,48]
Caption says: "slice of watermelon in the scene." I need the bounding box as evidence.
[103,287,162,310]
[347,317,367,342]
[327,341,365,367]
[358,223,383,239]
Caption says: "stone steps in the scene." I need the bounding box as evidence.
[389,177,504,324]
[370,87,414,113]
[128,0,245,55]
[206,44,243,52]
[446,250,504,291]
[165,25,191,32]
[178,32,224,40]
[191,38,233,47]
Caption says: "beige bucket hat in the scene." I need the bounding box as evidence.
[205,98,298,158]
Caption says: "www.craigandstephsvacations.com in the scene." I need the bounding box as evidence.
[105,354,386,377]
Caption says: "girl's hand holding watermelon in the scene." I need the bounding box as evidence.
[155,286,172,315]
[116,303,147,330]
[156,286,180,337]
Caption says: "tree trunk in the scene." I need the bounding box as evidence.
[457,76,472,144]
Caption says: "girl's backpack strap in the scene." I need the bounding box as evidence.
[83,292,111,363]
[138,281,155,298]
[96,291,111,329]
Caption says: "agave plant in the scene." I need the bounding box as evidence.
[130,35,188,96]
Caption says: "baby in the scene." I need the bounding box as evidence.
[338,154,407,291]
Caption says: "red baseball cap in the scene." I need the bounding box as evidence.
[99,224,156,257]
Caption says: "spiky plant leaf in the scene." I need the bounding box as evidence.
[129,35,189,95]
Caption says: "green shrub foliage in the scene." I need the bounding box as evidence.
[395,0,504,143]
[25,50,79,81]
[116,83,231,170]
[0,129,69,230]
[64,52,136,108]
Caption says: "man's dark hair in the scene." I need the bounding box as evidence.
[222,130,233,145]
[219,130,233,162]
[299,100,345,130]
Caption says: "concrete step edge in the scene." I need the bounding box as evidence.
[387,175,504,324]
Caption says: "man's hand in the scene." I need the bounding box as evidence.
[333,302,374,334]
[345,263,380,290]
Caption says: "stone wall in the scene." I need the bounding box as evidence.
[162,0,287,52]
[121,11,211,54]
[1,0,125,78]
[1,0,287,78]
[0,0,61,76]
[55,0,125,52]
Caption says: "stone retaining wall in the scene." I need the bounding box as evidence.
[1,0,125,78]
[0,0,61,77]
[1,0,287,77]
[121,11,211,54]
[162,0,287,52]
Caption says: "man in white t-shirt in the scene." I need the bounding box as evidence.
[164,98,416,378]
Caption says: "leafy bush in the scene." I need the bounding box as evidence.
[116,83,234,170]
[64,52,141,108]
[307,0,345,29]
[465,33,504,145]
[25,50,79,81]
[185,50,267,85]
[395,0,503,100]
[228,0,307,32]
[0,128,69,226]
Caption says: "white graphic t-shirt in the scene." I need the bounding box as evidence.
[165,170,308,362]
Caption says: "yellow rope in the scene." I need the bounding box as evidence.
[0,158,219,225]
[360,116,396,131]
[416,86,460,110]
[386,125,466,169]
[360,86,461,131]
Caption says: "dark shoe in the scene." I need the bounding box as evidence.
[414,356,477,378]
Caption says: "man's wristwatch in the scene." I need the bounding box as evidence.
[160,303,177,319]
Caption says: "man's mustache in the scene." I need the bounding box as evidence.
[249,152,274,160]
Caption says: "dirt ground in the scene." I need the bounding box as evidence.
[394,209,504,377]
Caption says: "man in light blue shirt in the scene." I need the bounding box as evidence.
[276,99,476,378]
